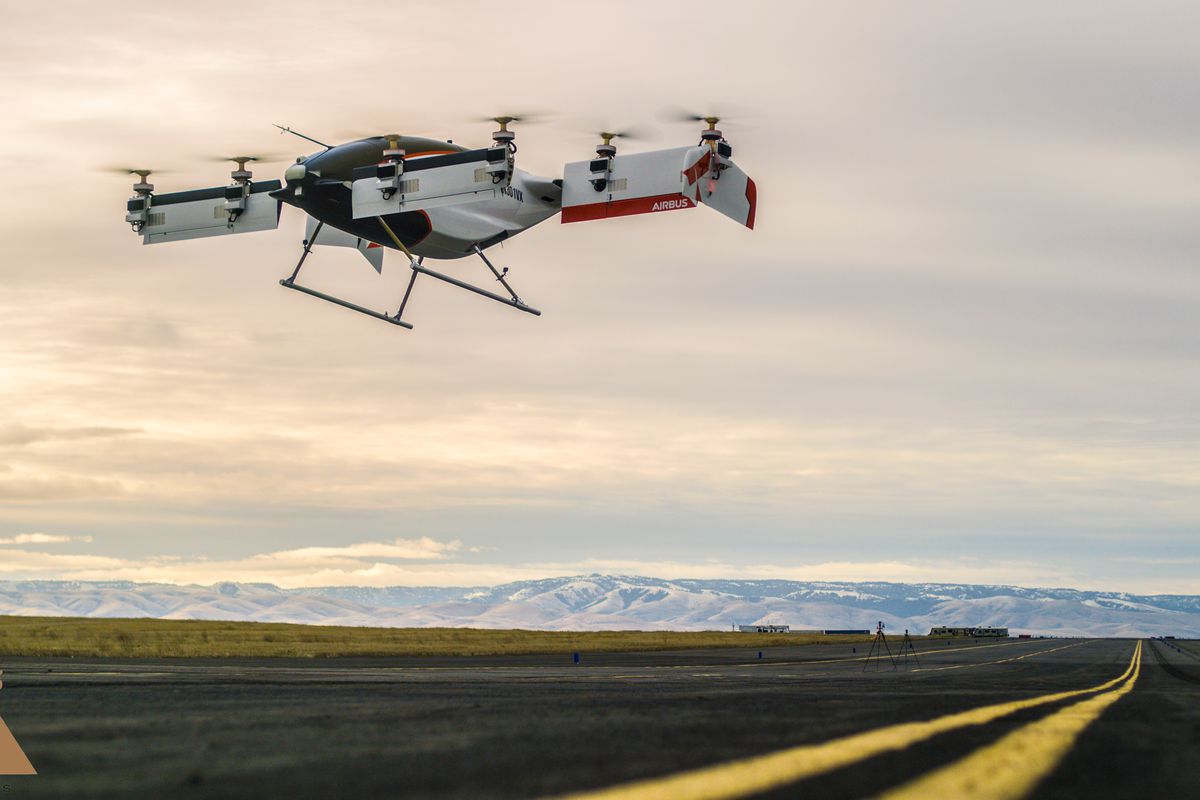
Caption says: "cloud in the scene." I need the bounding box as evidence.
[0,538,1191,595]
[0,532,93,545]
[0,549,130,572]
[0,475,125,501]
[266,537,462,562]
[0,425,140,447]
[0,537,475,588]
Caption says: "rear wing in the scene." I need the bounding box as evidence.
[351,147,511,219]
[561,146,756,229]
[132,180,282,244]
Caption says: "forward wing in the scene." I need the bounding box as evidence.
[135,181,282,244]
[351,147,511,219]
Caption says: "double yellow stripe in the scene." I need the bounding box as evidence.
[552,642,1138,800]
[911,640,1085,673]
[882,640,1142,800]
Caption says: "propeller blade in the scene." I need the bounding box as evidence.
[663,107,714,123]
[471,112,547,125]
[661,105,749,126]
[206,154,285,164]
[593,125,655,142]
[99,166,170,177]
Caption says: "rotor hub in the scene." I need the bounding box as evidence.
[225,157,260,184]
[124,170,155,195]
[381,135,405,160]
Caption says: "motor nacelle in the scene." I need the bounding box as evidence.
[126,196,149,230]
[221,158,260,223]
[586,132,626,191]
[121,170,155,231]
[484,146,509,182]
[223,183,249,218]
[589,158,611,192]
[375,160,405,199]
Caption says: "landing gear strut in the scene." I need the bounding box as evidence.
[279,220,415,328]
[278,219,539,329]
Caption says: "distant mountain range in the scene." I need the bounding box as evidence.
[1,575,1197,637]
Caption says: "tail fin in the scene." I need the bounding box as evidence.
[683,148,757,230]
[305,216,385,273]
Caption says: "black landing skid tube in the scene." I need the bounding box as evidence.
[279,219,540,329]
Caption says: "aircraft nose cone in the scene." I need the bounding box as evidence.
[284,162,307,183]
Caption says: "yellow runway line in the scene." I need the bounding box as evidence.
[762,639,1079,685]
[634,638,1067,675]
[548,642,1137,800]
[911,640,1087,672]
[723,637,1054,670]
[341,638,1052,674]
[882,641,1143,800]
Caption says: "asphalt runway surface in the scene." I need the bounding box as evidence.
[1,636,1197,799]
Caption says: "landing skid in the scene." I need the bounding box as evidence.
[412,245,540,316]
[280,280,414,329]
[278,219,539,329]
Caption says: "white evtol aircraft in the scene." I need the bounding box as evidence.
[118,115,756,329]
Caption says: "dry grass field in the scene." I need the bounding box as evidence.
[0,616,878,658]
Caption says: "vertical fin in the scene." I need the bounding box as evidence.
[357,240,384,273]
[306,215,385,273]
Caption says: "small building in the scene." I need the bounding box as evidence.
[738,624,790,633]
[929,626,974,637]
[929,626,1009,637]
[973,627,1009,637]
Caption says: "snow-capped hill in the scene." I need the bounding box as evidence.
[0,575,1197,637]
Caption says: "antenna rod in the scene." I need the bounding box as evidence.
[273,124,333,150]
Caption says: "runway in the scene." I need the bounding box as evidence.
[1,637,1197,798]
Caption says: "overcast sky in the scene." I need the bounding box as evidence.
[1,1,1197,594]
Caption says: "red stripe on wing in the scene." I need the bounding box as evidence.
[562,193,696,224]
